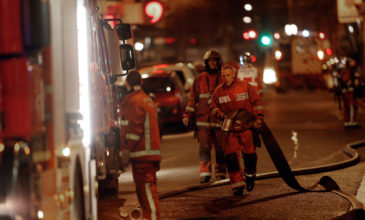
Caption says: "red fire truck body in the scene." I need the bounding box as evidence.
[0,0,134,219]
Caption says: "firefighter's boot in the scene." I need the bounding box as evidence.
[232,187,244,196]
[200,176,211,184]
[243,153,257,192]
[244,173,256,191]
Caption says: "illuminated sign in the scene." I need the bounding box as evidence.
[145,1,163,24]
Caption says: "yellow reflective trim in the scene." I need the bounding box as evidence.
[199,93,211,98]
[186,106,195,112]
[254,106,264,110]
[126,133,140,141]
[130,150,161,157]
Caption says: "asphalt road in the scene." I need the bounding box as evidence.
[98,87,365,220]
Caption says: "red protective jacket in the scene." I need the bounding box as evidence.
[211,79,264,124]
[184,72,222,129]
[120,88,161,162]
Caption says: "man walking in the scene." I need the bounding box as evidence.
[119,71,161,219]
[211,64,264,196]
[183,49,226,184]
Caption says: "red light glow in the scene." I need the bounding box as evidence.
[326,48,332,55]
[165,37,175,44]
[154,64,168,68]
[251,55,256,63]
[189,37,197,45]
[243,32,250,40]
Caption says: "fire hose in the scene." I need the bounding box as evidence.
[126,110,365,219]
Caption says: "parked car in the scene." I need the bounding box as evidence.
[139,68,189,130]
[139,62,198,92]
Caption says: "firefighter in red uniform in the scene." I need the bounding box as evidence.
[182,49,226,184]
[336,58,362,128]
[119,71,161,220]
[211,64,264,196]
[237,52,263,97]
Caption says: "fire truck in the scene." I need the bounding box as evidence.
[271,33,331,89]
[0,0,135,219]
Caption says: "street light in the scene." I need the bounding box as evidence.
[285,24,298,36]
[243,16,252,23]
[244,3,253,11]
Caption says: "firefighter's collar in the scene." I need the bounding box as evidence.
[133,85,142,91]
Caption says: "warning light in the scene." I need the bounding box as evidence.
[243,32,250,40]
[189,37,197,45]
[165,37,175,44]
[326,48,332,56]
[251,55,256,63]
[145,1,163,24]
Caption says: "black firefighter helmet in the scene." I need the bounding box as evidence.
[241,52,252,66]
[203,49,222,73]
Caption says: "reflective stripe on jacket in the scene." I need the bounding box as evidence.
[120,89,161,162]
[183,72,222,129]
[211,79,264,122]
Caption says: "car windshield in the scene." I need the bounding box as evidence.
[142,76,175,94]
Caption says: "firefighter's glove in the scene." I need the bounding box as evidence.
[119,149,131,170]
[217,112,225,121]
[253,118,263,129]
[182,117,189,127]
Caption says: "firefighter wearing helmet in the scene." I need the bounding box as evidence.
[183,49,226,184]
[334,57,363,128]
[237,52,263,97]
[241,52,252,66]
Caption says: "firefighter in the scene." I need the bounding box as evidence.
[237,52,263,97]
[119,70,161,220]
[182,49,227,184]
[211,64,264,196]
[336,57,362,128]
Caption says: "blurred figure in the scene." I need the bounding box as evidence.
[119,71,161,219]
[211,64,264,196]
[182,49,227,184]
[334,57,362,128]
[237,52,263,97]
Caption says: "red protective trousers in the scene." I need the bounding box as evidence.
[223,129,256,190]
[342,92,358,126]
[197,128,226,178]
[132,162,160,220]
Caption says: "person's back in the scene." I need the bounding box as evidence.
[119,71,161,219]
